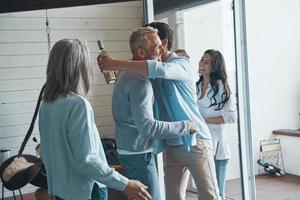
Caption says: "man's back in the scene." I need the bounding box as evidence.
[113,69,190,153]
[112,71,154,152]
[148,53,211,148]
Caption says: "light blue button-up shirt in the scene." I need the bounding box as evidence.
[147,53,211,153]
[39,93,128,200]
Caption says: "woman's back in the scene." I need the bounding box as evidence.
[39,93,108,199]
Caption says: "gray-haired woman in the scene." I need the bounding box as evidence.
[39,39,151,200]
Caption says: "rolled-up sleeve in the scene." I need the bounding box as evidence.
[67,100,128,191]
[221,94,237,124]
[147,56,190,81]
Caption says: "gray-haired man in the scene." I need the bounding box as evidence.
[108,27,196,199]
[98,22,220,200]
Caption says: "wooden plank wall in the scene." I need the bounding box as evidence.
[0,1,142,197]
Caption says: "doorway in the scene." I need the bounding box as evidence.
[155,0,243,199]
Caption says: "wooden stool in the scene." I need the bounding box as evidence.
[108,165,127,200]
[35,188,53,200]
[110,164,126,174]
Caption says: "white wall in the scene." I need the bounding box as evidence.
[183,2,224,68]
[0,1,142,197]
[277,135,300,175]
[245,0,300,175]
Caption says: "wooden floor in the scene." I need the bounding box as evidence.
[187,173,300,200]
[3,174,300,200]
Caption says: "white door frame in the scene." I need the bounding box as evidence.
[233,0,256,199]
[142,3,166,200]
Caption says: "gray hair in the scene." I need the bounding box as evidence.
[129,27,158,52]
[43,39,92,102]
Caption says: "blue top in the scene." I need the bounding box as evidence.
[39,93,128,200]
[112,71,190,153]
[147,53,211,153]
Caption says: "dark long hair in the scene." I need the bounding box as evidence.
[196,49,230,110]
[145,22,174,51]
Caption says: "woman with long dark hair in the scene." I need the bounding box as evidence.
[197,49,237,199]
[39,39,151,200]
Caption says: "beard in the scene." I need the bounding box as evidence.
[145,52,161,61]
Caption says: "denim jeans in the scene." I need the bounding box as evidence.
[55,183,108,200]
[118,152,160,200]
[215,159,229,199]
[91,184,108,200]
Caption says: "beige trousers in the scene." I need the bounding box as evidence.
[164,139,220,200]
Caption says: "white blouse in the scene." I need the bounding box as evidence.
[197,81,237,160]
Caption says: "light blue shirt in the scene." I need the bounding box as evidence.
[112,71,190,153]
[39,93,128,200]
[147,53,211,153]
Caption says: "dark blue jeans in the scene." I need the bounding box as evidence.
[215,159,229,199]
[118,152,160,200]
[55,183,108,200]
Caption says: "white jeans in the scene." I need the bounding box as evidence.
[164,139,220,200]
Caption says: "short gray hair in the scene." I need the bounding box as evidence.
[43,39,92,102]
[129,27,158,52]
